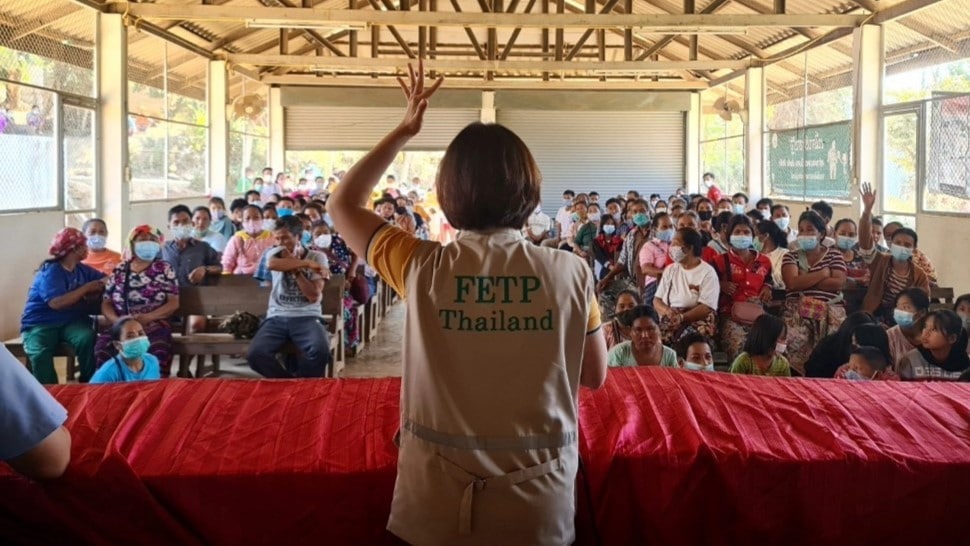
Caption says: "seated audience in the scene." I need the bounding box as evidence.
[804,311,876,378]
[654,228,720,346]
[838,345,898,381]
[955,295,970,348]
[638,212,674,303]
[208,196,239,241]
[606,306,678,367]
[781,210,847,375]
[729,314,790,377]
[834,218,868,286]
[676,333,715,372]
[830,325,894,379]
[885,288,930,366]
[883,221,937,284]
[311,222,365,354]
[716,198,732,215]
[754,220,789,290]
[191,205,228,253]
[262,204,279,229]
[570,201,597,266]
[20,228,105,384]
[858,184,930,323]
[592,215,623,280]
[897,310,970,381]
[248,216,332,378]
[81,218,122,275]
[705,211,732,258]
[90,316,161,384]
[162,205,222,287]
[810,200,835,245]
[524,204,552,245]
[602,290,641,350]
[870,216,889,253]
[709,214,774,361]
[597,199,650,317]
[0,345,71,479]
[95,225,179,377]
[755,198,773,219]
[222,205,275,276]
[770,204,797,244]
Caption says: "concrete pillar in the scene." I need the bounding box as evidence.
[269,86,285,175]
[685,92,701,193]
[208,60,228,198]
[97,13,129,250]
[852,24,884,212]
[481,91,496,123]
[745,66,765,201]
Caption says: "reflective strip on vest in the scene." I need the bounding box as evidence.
[402,418,577,451]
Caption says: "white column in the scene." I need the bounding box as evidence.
[685,92,701,193]
[208,60,229,198]
[852,24,884,212]
[745,66,765,201]
[269,86,285,175]
[97,13,128,250]
[481,91,496,123]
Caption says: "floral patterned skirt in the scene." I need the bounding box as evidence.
[660,308,717,348]
[782,299,847,376]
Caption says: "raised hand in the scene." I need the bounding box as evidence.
[859,182,876,211]
[396,59,444,137]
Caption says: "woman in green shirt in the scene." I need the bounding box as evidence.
[571,201,598,269]
[729,314,791,377]
[607,306,678,367]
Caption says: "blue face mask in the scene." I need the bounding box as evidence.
[796,236,819,251]
[632,213,650,227]
[894,309,916,328]
[277,208,294,217]
[844,370,868,381]
[119,336,150,360]
[891,244,913,262]
[774,216,790,231]
[733,203,746,215]
[133,241,160,261]
[753,237,764,252]
[657,228,675,243]
[837,236,858,250]
[571,212,581,222]
[602,224,616,235]
[301,232,312,245]
[730,235,753,249]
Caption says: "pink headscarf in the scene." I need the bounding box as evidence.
[49,228,87,259]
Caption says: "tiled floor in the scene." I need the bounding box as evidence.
[54,303,406,382]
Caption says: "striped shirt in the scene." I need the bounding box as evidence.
[782,247,847,302]
[881,267,912,309]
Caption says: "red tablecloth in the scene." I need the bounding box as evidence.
[2,368,970,545]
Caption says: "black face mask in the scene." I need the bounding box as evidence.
[698,211,713,221]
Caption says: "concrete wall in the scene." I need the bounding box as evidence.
[1,197,208,341]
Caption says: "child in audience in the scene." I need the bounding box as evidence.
[834,346,898,381]
[638,212,673,304]
[954,294,970,334]
[676,333,715,372]
[606,306,678,368]
[601,290,640,350]
[886,288,930,366]
[897,310,970,381]
[90,317,161,383]
[592,215,622,281]
[208,197,238,241]
[81,218,123,275]
[222,204,274,275]
[729,314,790,377]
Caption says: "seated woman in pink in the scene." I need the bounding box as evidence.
[221,205,275,275]
[637,212,673,303]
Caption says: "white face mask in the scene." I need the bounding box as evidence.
[263,219,277,232]
[314,234,333,249]
[684,362,715,372]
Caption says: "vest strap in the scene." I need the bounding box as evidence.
[402,418,576,451]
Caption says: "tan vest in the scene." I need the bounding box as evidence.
[387,229,595,546]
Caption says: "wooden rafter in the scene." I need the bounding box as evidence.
[449,0,487,59]
[635,0,730,61]
[500,0,537,59]
[564,0,621,60]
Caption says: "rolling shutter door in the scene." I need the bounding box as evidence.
[496,110,685,217]
[285,106,480,151]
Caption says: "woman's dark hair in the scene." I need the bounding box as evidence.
[830,311,876,361]
[676,332,713,360]
[245,190,260,199]
[897,287,930,313]
[651,212,670,229]
[229,198,248,212]
[756,198,773,209]
[110,316,139,342]
[713,211,734,232]
[833,218,856,233]
[732,192,749,203]
[599,214,616,234]
[756,220,788,250]
[770,204,789,216]
[727,214,754,236]
[615,289,642,307]
[677,227,704,257]
[926,310,965,340]
[891,227,919,248]
[303,202,323,216]
[168,204,192,222]
[954,293,970,311]
[871,216,884,228]
[437,123,540,231]
[852,346,890,372]
[743,314,786,356]
[192,206,212,220]
[810,200,834,221]
[276,215,304,235]
[797,210,827,238]
[617,305,660,328]
[851,324,892,367]
[244,204,263,215]
[81,218,107,233]
[209,196,226,207]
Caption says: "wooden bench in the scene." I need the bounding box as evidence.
[173,274,346,378]
[363,280,383,343]
[3,338,78,382]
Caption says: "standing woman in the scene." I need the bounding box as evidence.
[781,210,847,375]
[328,62,607,545]
[709,215,774,361]
[20,228,105,383]
[95,226,180,377]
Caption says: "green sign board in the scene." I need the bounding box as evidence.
[766,122,852,199]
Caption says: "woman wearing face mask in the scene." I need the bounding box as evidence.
[716,198,733,215]
[754,220,790,291]
[90,316,161,383]
[729,314,790,377]
[311,222,366,355]
[676,333,715,372]
[696,198,715,224]
[191,206,228,254]
[705,211,734,258]
[804,311,876,378]
[709,215,774,361]
[884,288,930,366]
[653,228,720,346]
[208,197,238,241]
[857,184,930,325]
[606,306,678,367]
[638,212,675,304]
[731,193,748,215]
[95,225,179,377]
[597,199,651,317]
[780,210,847,375]
[954,294,970,334]
[898,310,970,381]
[601,290,640,350]
[653,200,668,215]
[569,201,597,268]
[222,205,275,275]
[833,218,868,285]
[592,215,623,280]
[770,204,797,244]
[81,218,123,275]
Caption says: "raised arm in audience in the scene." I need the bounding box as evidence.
[858,182,876,252]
